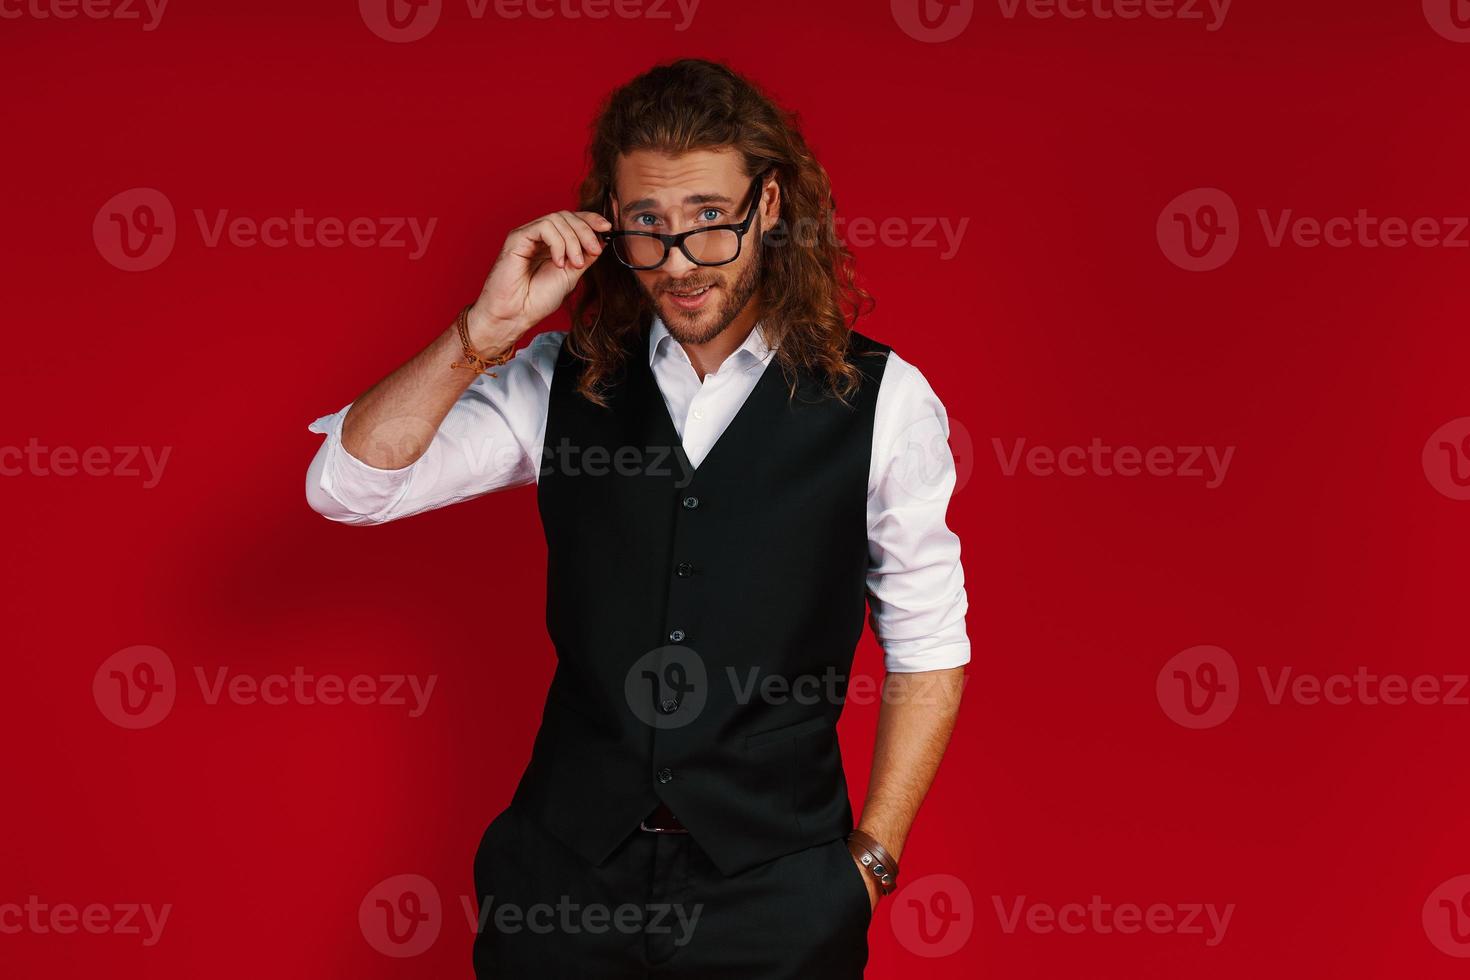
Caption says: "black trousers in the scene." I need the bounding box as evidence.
[472,804,871,979]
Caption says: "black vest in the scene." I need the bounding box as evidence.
[512,321,891,876]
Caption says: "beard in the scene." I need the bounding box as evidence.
[642,228,764,346]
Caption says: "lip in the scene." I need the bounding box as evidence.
[667,284,715,311]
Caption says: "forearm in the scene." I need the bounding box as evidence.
[340,311,517,470]
[856,666,965,860]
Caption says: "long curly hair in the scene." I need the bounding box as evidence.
[567,58,876,406]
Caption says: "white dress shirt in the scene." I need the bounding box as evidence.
[306,318,970,673]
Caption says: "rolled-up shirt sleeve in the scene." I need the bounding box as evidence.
[865,350,972,673]
[305,330,565,525]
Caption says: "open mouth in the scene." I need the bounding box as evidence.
[667,284,716,310]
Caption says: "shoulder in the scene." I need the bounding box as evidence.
[846,328,892,359]
[838,328,894,395]
[846,328,892,373]
[843,328,940,405]
[866,345,955,488]
[870,345,950,438]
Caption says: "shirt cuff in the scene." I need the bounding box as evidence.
[306,406,416,522]
[880,638,971,673]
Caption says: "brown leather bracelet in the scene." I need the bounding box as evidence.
[450,303,516,378]
[846,828,899,896]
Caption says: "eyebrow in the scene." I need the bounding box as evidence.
[622,190,736,213]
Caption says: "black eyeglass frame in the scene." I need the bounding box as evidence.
[597,171,768,271]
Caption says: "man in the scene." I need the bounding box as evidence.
[305,58,968,979]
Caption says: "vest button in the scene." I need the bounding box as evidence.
[659,697,680,714]
[657,767,674,783]
[676,562,694,578]
[682,495,700,510]
[668,628,687,643]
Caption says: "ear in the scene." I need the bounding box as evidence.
[760,175,781,227]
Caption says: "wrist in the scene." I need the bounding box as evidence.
[847,828,901,897]
[465,303,521,357]
[855,819,905,863]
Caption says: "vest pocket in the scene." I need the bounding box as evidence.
[792,723,845,832]
[743,714,832,749]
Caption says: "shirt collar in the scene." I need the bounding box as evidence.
[649,315,774,374]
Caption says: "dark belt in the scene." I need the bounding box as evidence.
[639,801,689,834]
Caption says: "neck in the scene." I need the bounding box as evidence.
[677,299,762,381]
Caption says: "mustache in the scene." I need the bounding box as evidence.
[663,279,718,294]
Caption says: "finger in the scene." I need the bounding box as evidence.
[503,219,563,268]
[545,212,587,268]
[575,210,614,232]
[529,217,567,268]
[567,210,608,240]
[559,211,605,259]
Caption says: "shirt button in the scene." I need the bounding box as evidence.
[682,496,700,510]
[659,698,680,714]
[668,628,687,643]
[676,562,694,578]
[692,409,705,421]
[657,768,674,783]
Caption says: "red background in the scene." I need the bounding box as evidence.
[4,0,1469,976]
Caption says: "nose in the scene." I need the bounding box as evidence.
[661,244,698,278]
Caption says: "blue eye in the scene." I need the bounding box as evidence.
[701,208,722,222]
[634,214,656,227]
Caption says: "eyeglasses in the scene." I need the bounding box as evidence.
[598,172,766,271]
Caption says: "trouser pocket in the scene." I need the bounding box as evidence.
[832,837,874,928]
